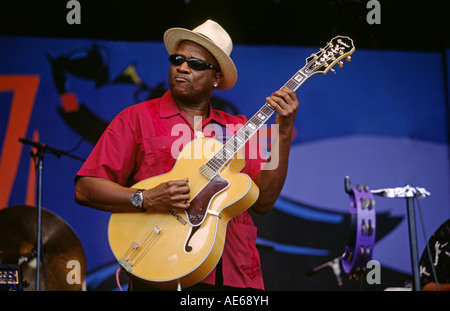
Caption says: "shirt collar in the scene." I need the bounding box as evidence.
[159,90,181,118]
[160,90,228,127]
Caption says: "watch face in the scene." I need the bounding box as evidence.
[131,192,143,206]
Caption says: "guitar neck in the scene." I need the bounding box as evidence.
[199,35,356,179]
[200,68,311,178]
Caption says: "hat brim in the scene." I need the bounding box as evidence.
[164,28,237,90]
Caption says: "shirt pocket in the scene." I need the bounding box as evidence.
[141,136,177,176]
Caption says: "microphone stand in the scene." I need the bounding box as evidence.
[34,145,44,291]
[18,138,85,290]
[405,196,421,291]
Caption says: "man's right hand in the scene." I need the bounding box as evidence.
[144,178,190,212]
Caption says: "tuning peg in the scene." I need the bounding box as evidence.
[338,61,344,68]
[346,55,352,62]
[330,68,336,74]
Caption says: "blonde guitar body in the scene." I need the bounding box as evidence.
[108,138,259,290]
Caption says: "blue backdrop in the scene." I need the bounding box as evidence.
[0,35,449,290]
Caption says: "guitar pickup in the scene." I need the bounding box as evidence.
[199,165,216,180]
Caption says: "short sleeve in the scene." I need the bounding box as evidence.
[76,107,139,187]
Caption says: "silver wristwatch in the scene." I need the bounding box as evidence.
[131,189,146,212]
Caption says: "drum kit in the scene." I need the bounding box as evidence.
[0,205,86,291]
[0,138,86,291]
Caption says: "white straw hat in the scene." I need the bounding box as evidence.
[164,19,237,90]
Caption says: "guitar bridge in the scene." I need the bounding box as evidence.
[118,225,162,272]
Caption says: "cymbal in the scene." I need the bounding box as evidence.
[0,205,86,291]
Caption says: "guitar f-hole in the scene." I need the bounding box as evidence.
[185,226,201,253]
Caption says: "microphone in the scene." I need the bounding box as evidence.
[18,138,48,150]
[18,137,86,162]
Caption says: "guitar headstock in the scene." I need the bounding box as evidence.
[303,35,355,76]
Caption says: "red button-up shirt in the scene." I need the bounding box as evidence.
[77,90,266,290]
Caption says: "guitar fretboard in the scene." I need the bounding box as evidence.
[199,69,309,179]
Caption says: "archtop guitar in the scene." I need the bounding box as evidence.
[108,36,355,290]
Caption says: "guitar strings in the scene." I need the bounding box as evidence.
[124,210,171,268]
[131,216,168,266]
[126,168,211,266]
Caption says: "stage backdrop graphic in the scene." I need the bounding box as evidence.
[0,35,449,290]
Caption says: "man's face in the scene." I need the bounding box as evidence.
[168,40,222,104]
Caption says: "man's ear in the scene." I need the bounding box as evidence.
[214,72,223,88]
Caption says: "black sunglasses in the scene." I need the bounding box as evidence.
[169,54,221,72]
